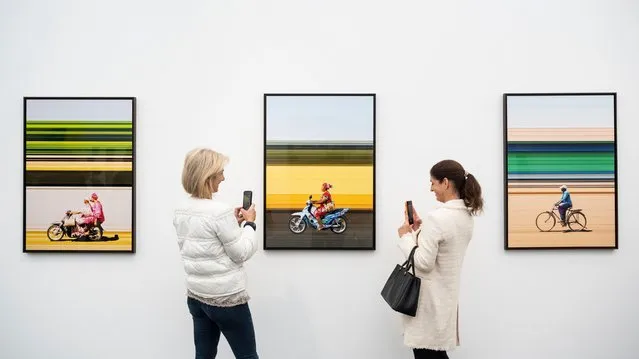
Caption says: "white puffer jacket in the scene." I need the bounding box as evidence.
[173,197,258,298]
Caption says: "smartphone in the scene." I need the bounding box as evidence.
[242,190,253,210]
[406,200,414,225]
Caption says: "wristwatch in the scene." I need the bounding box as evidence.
[243,221,256,231]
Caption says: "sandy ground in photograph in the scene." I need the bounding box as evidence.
[507,192,615,248]
[25,230,132,251]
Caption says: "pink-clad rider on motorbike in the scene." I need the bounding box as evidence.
[71,198,97,237]
[90,192,105,225]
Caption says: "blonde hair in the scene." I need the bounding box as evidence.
[181,148,229,199]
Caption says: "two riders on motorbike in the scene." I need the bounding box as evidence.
[69,193,105,237]
[311,182,334,231]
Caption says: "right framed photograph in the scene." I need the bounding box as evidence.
[503,92,618,250]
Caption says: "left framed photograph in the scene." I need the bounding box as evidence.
[23,97,136,253]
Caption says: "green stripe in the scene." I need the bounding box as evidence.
[27,131,132,135]
[26,120,131,124]
[27,141,131,149]
[26,135,132,142]
[27,124,132,130]
[26,149,133,155]
[266,148,373,165]
[508,152,614,173]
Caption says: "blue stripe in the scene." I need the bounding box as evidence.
[508,171,615,175]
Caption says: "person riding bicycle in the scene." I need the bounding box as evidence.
[554,185,573,226]
[312,182,335,231]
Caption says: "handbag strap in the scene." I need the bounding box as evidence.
[401,245,416,267]
[401,245,418,276]
[407,245,418,275]
[400,230,421,275]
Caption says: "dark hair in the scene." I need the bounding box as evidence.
[430,159,484,216]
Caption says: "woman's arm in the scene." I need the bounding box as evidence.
[212,209,258,264]
[397,213,444,273]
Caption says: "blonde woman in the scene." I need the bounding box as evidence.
[173,148,259,359]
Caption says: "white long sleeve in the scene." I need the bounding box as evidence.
[397,214,445,273]
[213,210,258,264]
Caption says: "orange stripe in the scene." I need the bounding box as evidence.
[507,128,614,142]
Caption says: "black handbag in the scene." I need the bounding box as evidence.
[381,245,421,317]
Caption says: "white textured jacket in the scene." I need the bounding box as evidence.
[173,197,258,298]
[396,199,474,351]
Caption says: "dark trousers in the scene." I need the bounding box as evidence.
[187,297,259,359]
[413,348,449,359]
[558,203,571,222]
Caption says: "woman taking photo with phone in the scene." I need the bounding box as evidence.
[396,159,483,359]
[173,148,260,359]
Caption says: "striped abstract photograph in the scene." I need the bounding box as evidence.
[264,94,375,249]
[504,93,617,249]
[23,98,135,252]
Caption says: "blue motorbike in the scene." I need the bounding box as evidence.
[288,195,349,234]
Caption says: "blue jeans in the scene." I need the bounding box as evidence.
[187,297,259,359]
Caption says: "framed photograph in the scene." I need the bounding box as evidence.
[263,93,376,250]
[23,97,136,253]
[503,92,618,249]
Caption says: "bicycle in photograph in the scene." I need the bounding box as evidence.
[535,205,588,232]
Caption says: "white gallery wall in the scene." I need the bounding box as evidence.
[1,1,638,358]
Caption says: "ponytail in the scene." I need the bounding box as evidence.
[430,159,484,216]
[462,173,483,216]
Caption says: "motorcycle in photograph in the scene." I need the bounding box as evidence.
[288,195,349,234]
[47,210,104,241]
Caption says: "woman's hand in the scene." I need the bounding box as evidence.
[240,204,257,222]
[234,207,244,224]
[397,206,423,237]
[397,222,412,237]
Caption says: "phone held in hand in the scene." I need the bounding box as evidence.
[406,200,414,225]
[242,190,253,210]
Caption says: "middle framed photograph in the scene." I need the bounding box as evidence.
[263,93,376,250]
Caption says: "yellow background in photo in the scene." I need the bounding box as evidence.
[266,165,373,210]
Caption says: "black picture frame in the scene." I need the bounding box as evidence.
[263,93,376,250]
[23,96,136,253]
[503,92,618,250]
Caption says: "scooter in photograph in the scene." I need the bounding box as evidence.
[46,210,104,241]
[288,195,349,234]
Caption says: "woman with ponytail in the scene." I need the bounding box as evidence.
[395,159,483,359]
